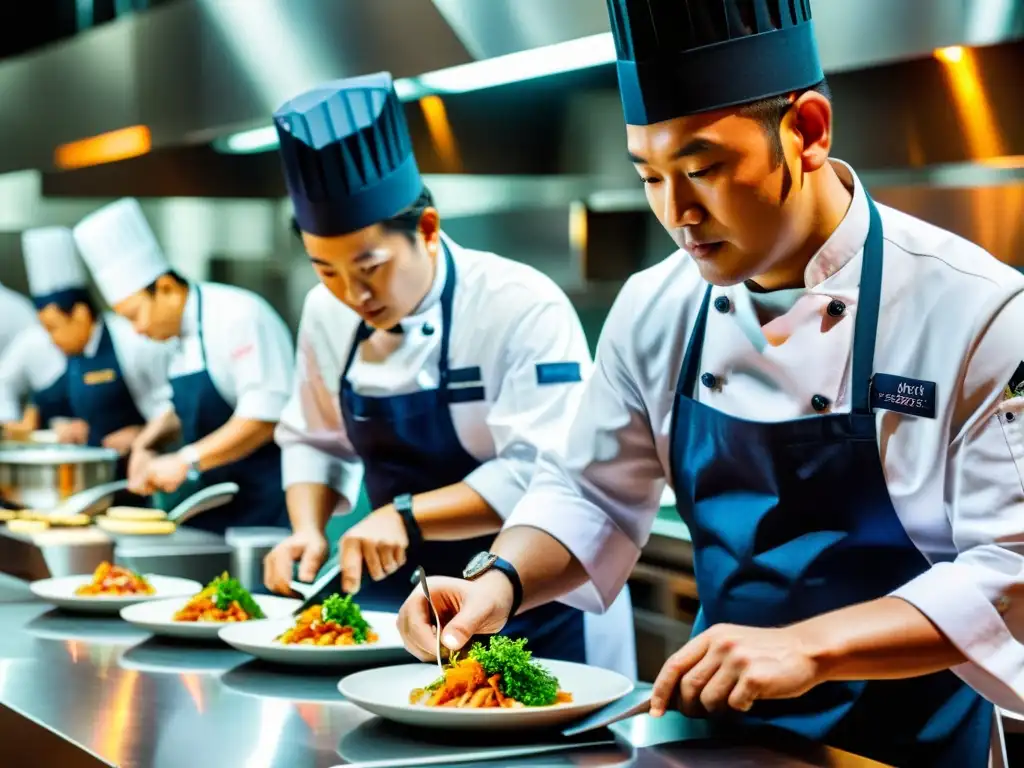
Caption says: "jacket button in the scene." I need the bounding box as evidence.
[811,394,830,412]
[713,296,731,313]
[826,299,846,317]
[421,323,435,336]
[700,372,718,389]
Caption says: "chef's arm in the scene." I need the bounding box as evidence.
[491,525,592,611]
[401,483,502,540]
[1,406,39,439]
[186,417,276,472]
[285,483,339,534]
[131,407,181,452]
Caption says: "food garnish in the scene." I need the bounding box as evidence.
[74,561,154,597]
[410,636,572,708]
[276,594,377,646]
[173,572,264,622]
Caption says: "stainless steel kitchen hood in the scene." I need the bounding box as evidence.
[0,0,1021,175]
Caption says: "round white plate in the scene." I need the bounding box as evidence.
[119,594,301,639]
[29,574,203,615]
[218,612,411,667]
[338,660,634,731]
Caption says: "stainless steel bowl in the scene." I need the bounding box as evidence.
[0,444,120,511]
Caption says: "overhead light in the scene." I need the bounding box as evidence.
[216,33,616,155]
[934,45,965,64]
[54,125,152,170]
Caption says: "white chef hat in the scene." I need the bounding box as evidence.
[21,226,89,302]
[73,198,170,306]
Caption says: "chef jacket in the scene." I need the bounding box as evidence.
[0,284,37,358]
[86,313,174,422]
[507,160,1024,716]
[276,234,637,676]
[0,325,67,422]
[161,282,295,422]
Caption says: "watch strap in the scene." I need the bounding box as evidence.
[479,556,523,622]
[393,493,423,548]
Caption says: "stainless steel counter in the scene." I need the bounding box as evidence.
[0,574,886,768]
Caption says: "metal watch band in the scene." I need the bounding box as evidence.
[392,493,423,548]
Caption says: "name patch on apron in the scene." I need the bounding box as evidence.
[871,374,936,418]
[83,368,117,386]
[536,362,582,386]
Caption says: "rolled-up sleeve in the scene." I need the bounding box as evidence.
[224,302,295,422]
[891,291,1024,711]
[275,292,363,510]
[504,279,666,614]
[464,298,593,518]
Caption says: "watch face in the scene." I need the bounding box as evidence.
[464,552,497,579]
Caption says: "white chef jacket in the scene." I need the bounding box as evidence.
[506,160,1024,752]
[162,282,295,422]
[0,285,37,357]
[276,234,637,678]
[0,324,67,423]
[87,313,174,421]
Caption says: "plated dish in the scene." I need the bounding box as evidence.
[30,568,202,614]
[218,594,408,667]
[119,575,298,639]
[339,637,634,730]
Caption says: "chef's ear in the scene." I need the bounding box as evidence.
[789,90,833,174]
[418,207,440,250]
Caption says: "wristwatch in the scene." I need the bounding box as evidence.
[179,445,202,482]
[392,493,423,548]
[464,552,523,621]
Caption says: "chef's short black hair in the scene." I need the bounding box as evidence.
[288,185,437,244]
[738,79,832,166]
[144,270,188,295]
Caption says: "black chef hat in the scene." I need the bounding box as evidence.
[274,72,422,237]
[607,0,825,125]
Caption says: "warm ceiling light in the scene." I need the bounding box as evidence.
[54,125,152,170]
[934,45,965,64]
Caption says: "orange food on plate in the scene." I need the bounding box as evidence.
[172,573,265,623]
[277,601,379,646]
[74,561,155,597]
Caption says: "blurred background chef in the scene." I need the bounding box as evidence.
[15,223,170,508]
[0,229,75,440]
[261,73,635,676]
[72,198,294,534]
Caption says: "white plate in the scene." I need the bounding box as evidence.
[218,612,411,667]
[29,574,203,614]
[338,660,634,731]
[119,594,301,639]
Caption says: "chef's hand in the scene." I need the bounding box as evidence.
[398,573,513,660]
[262,529,329,595]
[144,454,189,494]
[102,425,142,456]
[127,448,157,495]
[1,420,33,442]
[651,623,822,718]
[340,505,409,594]
[54,419,89,445]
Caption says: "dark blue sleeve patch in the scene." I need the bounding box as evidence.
[535,361,582,386]
[448,366,483,384]
[871,373,936,419]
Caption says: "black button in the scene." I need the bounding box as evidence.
[421,323,435,336]
[713,296,731,313]
[811,394,830,412]
[700,372,718,389]
[1007,412,1016,423]
[826,299,846,317]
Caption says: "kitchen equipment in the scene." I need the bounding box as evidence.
[225,526,290,594]
[41,479,129,519]
[166,482,239,525]
[0,443,119,511]
[412,565,443,675]
[560,687,653,736]
[290,551,341,615]
[0,526,114,581]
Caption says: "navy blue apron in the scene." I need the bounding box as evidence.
[339,243,586,664]
[67,320,149,506]
[669,194,992,767]
[169,286,288,535]
[32,372,72,427]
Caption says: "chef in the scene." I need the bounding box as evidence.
[261,73,635,676]
[72,198,294,534]
[10,224,170,488]
[0,229,75,438]
[397,2,1024,766]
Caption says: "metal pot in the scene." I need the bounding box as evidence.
[0,443,120,511]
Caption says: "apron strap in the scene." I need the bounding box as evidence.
[193,285,210,370]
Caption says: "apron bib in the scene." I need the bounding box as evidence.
[32,371,72,427]
[668,194,991,767]
[169,287,288,535]
[339,243,585,663]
